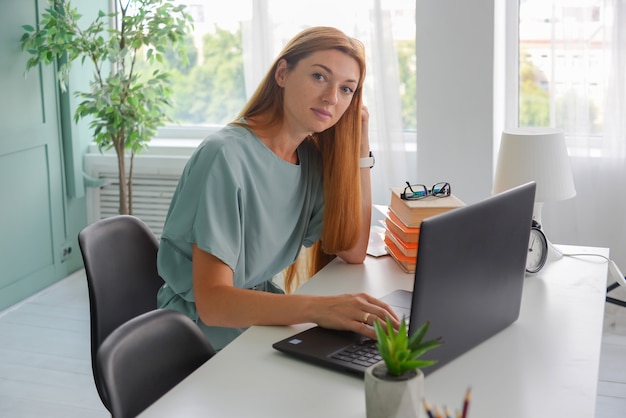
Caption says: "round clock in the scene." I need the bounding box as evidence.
[526,222,548,274]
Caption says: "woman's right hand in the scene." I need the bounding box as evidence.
[310,292,400,340]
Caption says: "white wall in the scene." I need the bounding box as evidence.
[415,0,513,205]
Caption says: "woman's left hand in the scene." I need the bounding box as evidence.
[360,105,370,154]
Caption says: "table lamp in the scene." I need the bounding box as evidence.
[492,127,576,260]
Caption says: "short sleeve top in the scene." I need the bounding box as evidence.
[156,124,324,347]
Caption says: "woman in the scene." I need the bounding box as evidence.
[157,26,399,350]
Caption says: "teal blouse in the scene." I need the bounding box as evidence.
[157,124,324,350]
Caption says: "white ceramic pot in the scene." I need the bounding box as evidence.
[364,362,424,418]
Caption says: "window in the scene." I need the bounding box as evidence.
[519,0,605,136]
[144,0,416,140]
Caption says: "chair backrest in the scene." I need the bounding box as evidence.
[97,309,216,418]
[78,215,164,410]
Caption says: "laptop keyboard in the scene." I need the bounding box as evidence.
[330,339,382,368]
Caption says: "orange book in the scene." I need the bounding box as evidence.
[384,235,416,274]
[383,210,420,244]
[384,228,418,258]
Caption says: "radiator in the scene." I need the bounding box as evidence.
[84,147,193,239]
[90,172,180,238]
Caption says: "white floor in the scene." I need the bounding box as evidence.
[0,270,108,418]
[0,269,625,417]
[597,280,626,418]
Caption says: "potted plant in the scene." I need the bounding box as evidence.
[365,317,442,418]
[20,0,194,215]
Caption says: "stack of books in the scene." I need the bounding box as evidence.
[382,187,465,273]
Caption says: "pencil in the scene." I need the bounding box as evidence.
[461,387,471,418]
[434,404,443,418]
[423,399,435,418]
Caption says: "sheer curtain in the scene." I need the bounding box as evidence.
[241,0,416,206]
[539,0,626,270]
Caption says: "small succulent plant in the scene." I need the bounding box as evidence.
[374,317,443,377]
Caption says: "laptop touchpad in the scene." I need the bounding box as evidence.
[381,289,412,320]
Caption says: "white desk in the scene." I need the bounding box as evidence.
[139,245,608,418]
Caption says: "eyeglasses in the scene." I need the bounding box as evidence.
[401,181,451,200]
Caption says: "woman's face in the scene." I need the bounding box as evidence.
[275,49,360,135]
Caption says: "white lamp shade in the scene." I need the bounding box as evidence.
[493,128,576,203]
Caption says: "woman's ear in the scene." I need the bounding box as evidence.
[275,59,288,87]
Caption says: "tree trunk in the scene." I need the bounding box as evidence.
[128,152,135,215]
[115,144,129,215]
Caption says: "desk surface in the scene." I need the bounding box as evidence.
[139,245,608,418]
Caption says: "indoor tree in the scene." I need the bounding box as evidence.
[21,0,194,214]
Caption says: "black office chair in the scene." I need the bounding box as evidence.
[97,309,216,418]
[78,215,165,411]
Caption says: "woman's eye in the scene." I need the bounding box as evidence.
[313,73,325,81]
[342,86,355,94]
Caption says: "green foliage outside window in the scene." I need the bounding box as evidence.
[143,27,416,130]
[397,39,417,131]
[135,27,246,126]
[519,48,600,132]
[519,50,550,127]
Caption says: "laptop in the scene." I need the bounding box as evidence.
[272,182,536,376]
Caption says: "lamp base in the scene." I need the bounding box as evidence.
[533,202,563,265]
[532,202,544,227]
[547,239,563,262]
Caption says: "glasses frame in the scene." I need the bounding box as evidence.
[401,181,451,200]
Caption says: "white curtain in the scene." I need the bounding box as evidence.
[241,0,415,206]
[540,0,626,271]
